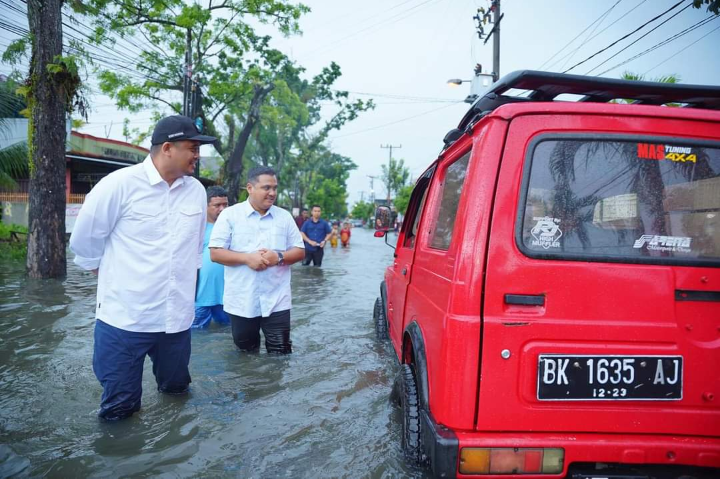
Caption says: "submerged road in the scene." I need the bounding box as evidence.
[0,228,428,478]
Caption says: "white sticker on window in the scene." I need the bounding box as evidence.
[530,216,563,249]
[633,235,692,253]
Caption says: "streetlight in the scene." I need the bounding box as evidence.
[446,79,470,87]
[447,70,495,103]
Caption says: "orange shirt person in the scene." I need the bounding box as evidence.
[340,222,352,247]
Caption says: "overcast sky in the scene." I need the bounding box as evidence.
[2,0,719,206]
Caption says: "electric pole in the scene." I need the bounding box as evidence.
[367,175,378,204]
[183,28,192,117]
[380,144,402,200]
[474,0,503,81]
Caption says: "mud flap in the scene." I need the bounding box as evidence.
[420,409,459,478]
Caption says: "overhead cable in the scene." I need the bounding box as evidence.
[562,0,685,74]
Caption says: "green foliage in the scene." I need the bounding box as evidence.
[393,184,414,216]
[0,80,30,188]
[1,38,30,65]
[351,201,374,223]
[0,223,28,261]
[381,157,410,200]
[692,0,720,14]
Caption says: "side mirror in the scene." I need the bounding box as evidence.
[373,205,396,250]
[374,206,393,231]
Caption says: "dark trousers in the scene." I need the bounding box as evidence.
[93,319,191,421]
[229,309,292,354]
[302,248,324,266]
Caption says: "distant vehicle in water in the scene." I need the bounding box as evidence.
[373,70,720,479]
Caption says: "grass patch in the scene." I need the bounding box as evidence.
[0,223,27,261]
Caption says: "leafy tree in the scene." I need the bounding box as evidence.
[393,184,414,216]
[692,0,720,14]
[351,201,374,223]
[77,0,371,204]
[0,79,28,189]
[381,157,410,200]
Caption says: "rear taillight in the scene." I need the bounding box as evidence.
[459,447,564,475]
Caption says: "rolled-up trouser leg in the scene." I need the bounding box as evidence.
[261,309,292,354]
[229,314,262,351]
[149,328,191,394]
[93,319,153,421]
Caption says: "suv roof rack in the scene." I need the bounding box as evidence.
[445,70,720,147]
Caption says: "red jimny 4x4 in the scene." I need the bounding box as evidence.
[373,70,720,479]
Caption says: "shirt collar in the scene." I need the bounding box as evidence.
[143,155,186,188]
[242,200,275,218]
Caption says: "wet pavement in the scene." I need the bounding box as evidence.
[0,228,427,478]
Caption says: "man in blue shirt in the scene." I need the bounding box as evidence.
[193,186,230,328]
[300,205,332,267]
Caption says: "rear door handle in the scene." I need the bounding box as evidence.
[505,294,545,306]
[676,290,720,302]
[401,268,407,276]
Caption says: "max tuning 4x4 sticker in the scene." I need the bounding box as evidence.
[530,216,563,249]
[633,235,692,253]
[637,143,697,163]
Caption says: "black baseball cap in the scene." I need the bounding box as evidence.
[151,115,216,145]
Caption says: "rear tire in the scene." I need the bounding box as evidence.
[399,363,426,466]
[374,297,388,340]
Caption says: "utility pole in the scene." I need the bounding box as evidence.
[380,144,402,200]
[492,0,501,81]
[183,28,192,117]
[367,175,378,204]
[474,0,503,81]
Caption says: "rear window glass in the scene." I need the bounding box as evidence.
[520,137,720,264]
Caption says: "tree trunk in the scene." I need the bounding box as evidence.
[225,83,274,204]
[26,0,68,279]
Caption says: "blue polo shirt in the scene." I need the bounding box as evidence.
[196,222,224,306]
[301,218,331,252]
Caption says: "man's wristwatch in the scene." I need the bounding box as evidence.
[277,251,285,266]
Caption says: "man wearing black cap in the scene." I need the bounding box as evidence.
[70,115,216,421]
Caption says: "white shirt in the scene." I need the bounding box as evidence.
[208,200,304,318]
[69,156,207,333]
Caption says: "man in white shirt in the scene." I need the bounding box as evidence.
[69,115,215,421]
[209,166,304,354]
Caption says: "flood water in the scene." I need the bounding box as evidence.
[0,228,426,478]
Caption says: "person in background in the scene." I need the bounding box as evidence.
[193,185,230,328]
[329,222,339,248]
[209,166,304,354]
[69,115,214,421]
[295,208,308,230]
[340,222,352,248]
[300,205,332,267]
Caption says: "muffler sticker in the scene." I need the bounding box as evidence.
[530,216,563,250]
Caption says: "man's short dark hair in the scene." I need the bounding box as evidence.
[311,204,321,210]
[300,208,308,213]
[206,185,228,203]
[247,166,276,184]
[150,144,162,156]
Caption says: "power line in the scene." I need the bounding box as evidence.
[584,3,692,75]
[562,0,685,74]
[538,0,623,70]
[597,14,720,76]
[331,102,463,139]
[301,0,441,60]
[558,0,623,72]
[544,0,649,72]
[643,21,720,74]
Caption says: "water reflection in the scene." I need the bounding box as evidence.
[0,230,427,478]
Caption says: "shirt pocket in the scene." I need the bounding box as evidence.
[178,206,202,239]
[128,203,164,241]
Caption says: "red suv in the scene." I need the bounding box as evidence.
[373,70,720,479]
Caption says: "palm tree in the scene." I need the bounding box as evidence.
[0,79,28,189]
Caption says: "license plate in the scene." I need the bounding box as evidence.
[537,355,683,401]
